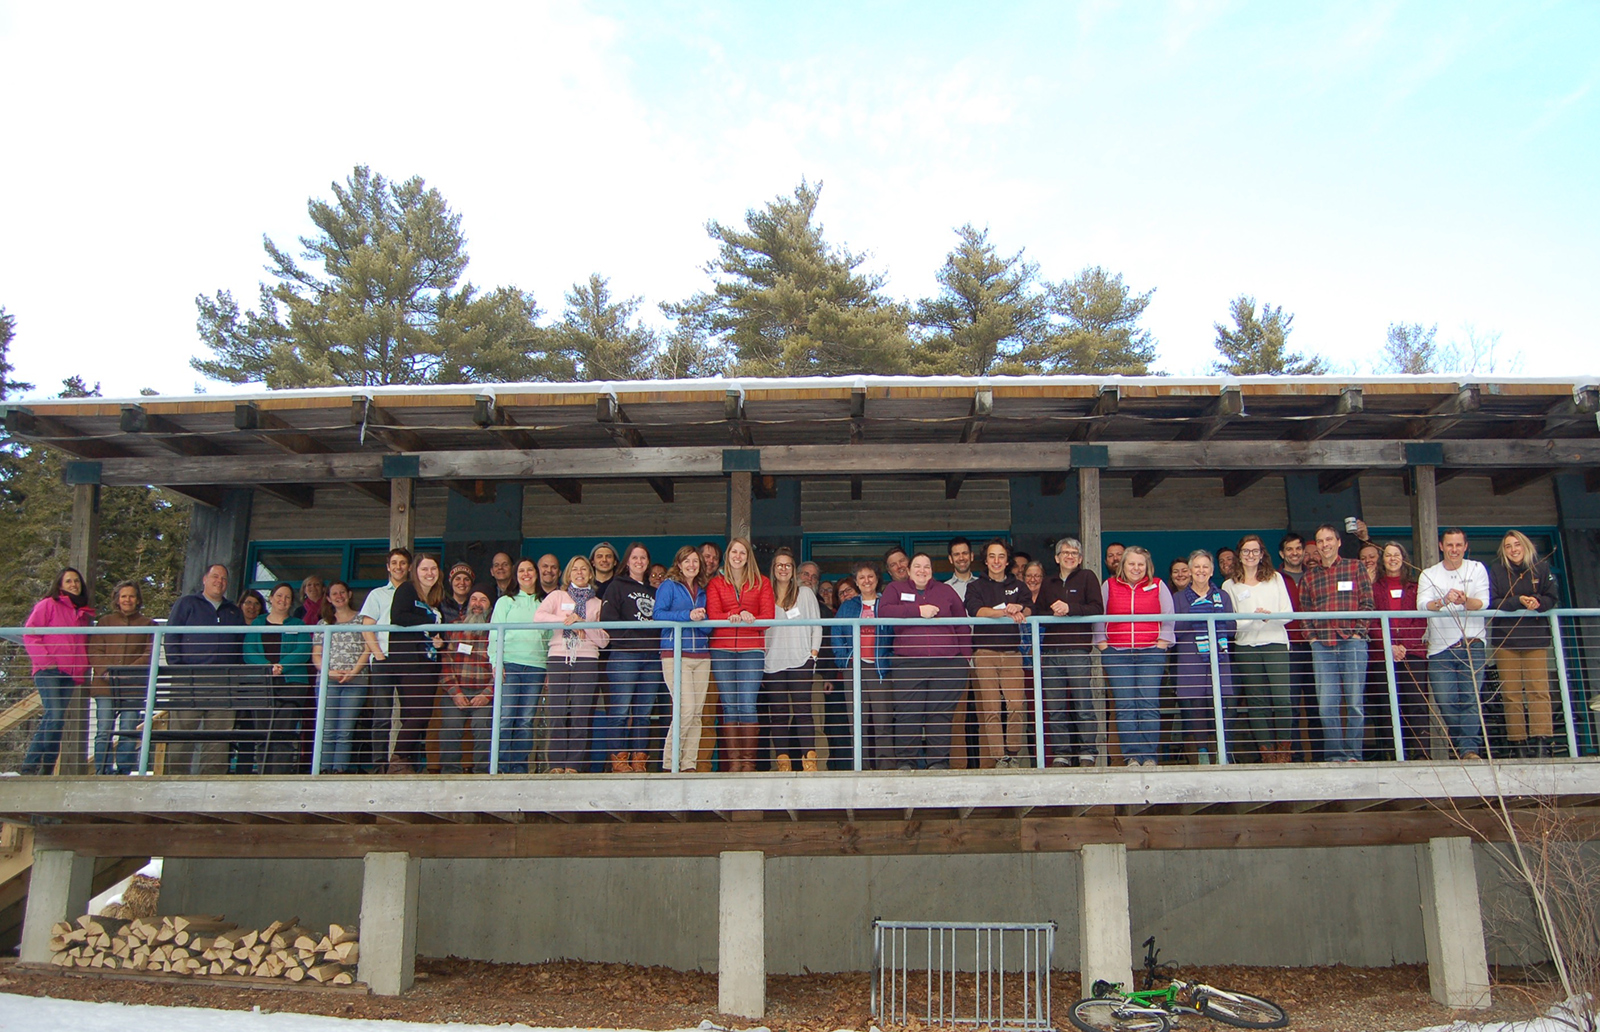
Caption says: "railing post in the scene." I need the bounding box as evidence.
[1030,621,1045,768]
[488,625,504,775]
[1206,616,1227,765]
[310,626,333,775]
[136,626,162,776]
[852,623,864,772]
[671,624,683,773]
[1380,614,1405,761]
[1550,614,1580,758]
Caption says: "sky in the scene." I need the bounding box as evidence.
[1,1,1596,400]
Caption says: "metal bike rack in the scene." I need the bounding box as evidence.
[872,920,1056,1030]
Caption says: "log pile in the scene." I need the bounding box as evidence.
[47,913,359,985]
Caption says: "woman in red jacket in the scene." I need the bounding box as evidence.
[1372,541,1429,759]
[21,568,95,775]
[1094,547,1175,767]
[706,537,774,772]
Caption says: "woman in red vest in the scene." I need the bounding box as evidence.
[706,536,775,772]
[1095,546,1175,766]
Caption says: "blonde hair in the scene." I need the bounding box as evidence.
[1497,530,1539,569]
[770,548,799,610]
[561,555,594,592]
[1117,546,1155,586]
[721,537,764,593]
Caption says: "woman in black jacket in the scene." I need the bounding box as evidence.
[388,555,444,773]
[1489,530,1560,757]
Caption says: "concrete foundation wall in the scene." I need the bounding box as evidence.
[160,843,1542,974]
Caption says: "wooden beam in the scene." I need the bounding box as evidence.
[165,485,227,508]
[1411,465,1440,569]
[1079,466,1101,577]
[543,479,582,504]
[596,393,646,448]
[33,808,1578,860]
[472,397,541,451]
[351,397,427,452]
[729,471,752,539]
[2,407,129,459]
[1491,468,1557,496]
[447,479,499,504]
[347,481,391,505]
[1294,386,1363,442]
[1541,386,1598,437]
[850,476,863,500]
[1222,471,1267,496]
[1131,471,1166,498]
[235,403,331,454]
[390,476,414,552]
[85,439,1600,487]
[256,484,316,509]
[849,386,867,444]
[1040,470,1068,496]
[725,389,753,446]
[121,406,229,457]
[1177,386,1243,442]
[1069,385,1119,443]
[1406,385,1480,439]
[945,388,993,499]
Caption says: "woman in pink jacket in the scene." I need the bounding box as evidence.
[21,568,96,775]
[534,555,611,773]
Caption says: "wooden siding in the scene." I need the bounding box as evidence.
[1102,476,1289,532]
[250,482,447,541]
[800,478,1011,533]
[1362,474,1558,529]
[521,478,726,538]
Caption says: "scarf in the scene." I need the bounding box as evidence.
[561,584,597,661]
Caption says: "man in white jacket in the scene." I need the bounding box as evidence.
[1417,529,1492,759]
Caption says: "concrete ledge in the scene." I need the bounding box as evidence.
[2,761,1595,819]
[19,848,94,964]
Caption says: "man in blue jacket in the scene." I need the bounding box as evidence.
[165,564,246,775]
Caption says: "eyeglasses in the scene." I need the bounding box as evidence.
[1239,548,1262,556]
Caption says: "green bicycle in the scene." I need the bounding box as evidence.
[1068,937,1289,1032]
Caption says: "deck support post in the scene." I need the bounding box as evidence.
[1079,842,1132,995]
[19,847,94,963]
[358,851,419,996]
[719,849,765,1018]
[1078,466,1102,577]
[729,472,752,541]
[1416,836,1491,1009]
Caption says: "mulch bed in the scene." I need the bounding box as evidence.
[0,956,1564,1030]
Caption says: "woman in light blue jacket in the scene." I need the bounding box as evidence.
[656,546,711,771]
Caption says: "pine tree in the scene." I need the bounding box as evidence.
[545,275,660,381]
[192,166,543,388]
[672,180,911,376]
[1380,322,1439,374]
[911,225,1048,375]
[1211,295,1326,375]
[1017,267,1159,374]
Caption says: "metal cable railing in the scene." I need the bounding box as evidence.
[3,609,1597,775]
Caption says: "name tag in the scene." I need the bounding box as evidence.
[456,642,473,655]
[1390,588,1403,599]
[1142,583,1157,592]
[901,593,916,601]
[1197,638,1210,654]
[1337,581,1353,592]
[1237,588,1251,599]
[785,607,801,618]
[560,602,576,612]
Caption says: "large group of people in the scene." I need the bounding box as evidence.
[16,521,1566,776]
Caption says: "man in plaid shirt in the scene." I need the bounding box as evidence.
[1297,524,1376,761]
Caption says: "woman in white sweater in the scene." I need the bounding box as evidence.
[1222,534,1297,763]
[763,548,822,772]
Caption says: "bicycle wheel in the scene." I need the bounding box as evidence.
[1069,997,1172,1032]
[1197,988,1288,1029]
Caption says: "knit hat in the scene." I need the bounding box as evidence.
[448,561,476,582]
[589,541,617,563]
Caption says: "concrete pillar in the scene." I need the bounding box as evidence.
[19,848,95,964]
[358,851,419,996]
[1079,843,1132,993]
[718,849,765,1018]
[728,472,752,542]
[390,477,416,553]
[1416,836,1491,1009]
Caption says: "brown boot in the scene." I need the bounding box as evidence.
[631,751,649,773]
[774,753,793,772]
[733,724,757,773]
[801,749,818,772]
[610,751,632,773]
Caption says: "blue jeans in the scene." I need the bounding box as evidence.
[93,695,141,774]
[497,662,546,773]
[1101,647,1165,763]
[22,669,78,773]
[319,673,368,772]
[1430,640,1488,756]
[598,649,659,758]
[711,650,764,725]
[1311,637,1368,761]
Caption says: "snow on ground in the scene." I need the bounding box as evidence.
[1,992,1593,1032]
[87,858,163,914]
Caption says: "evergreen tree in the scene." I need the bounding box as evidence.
[546,275,660,381]
[649,308,729,380]
[1211,295,1326,375]
[1380,322,1439,374]
[911,225,1047,375]
[1017,266,1159,374]
[0,308,33,399]
[672,180,911,376]
[192,166,543,388]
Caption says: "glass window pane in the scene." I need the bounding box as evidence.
[352,547,393,586]
[253,547,343,589]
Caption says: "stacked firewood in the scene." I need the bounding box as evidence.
[47,914,359,985]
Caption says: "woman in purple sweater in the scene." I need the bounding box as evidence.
[878,553,972,770]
